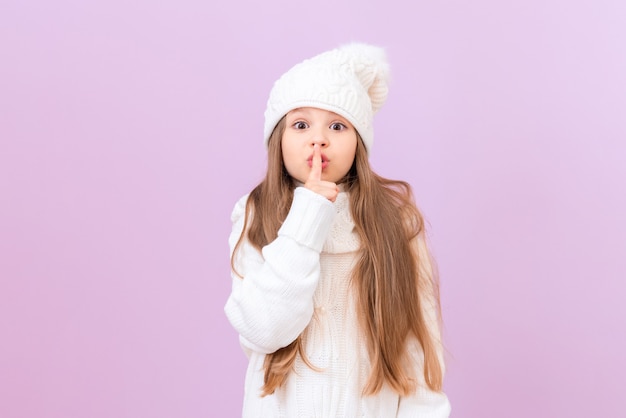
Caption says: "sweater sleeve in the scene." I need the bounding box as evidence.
[397,233,451,417]
[396,334,451,417]
[224,187,336,354]
[396,337,451,417]
[396,361,451,417]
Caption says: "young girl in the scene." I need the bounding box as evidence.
[225,43,451,417]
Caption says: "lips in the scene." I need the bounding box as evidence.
[307,153,330,169]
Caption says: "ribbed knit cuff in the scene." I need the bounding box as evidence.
[278,187,336,252]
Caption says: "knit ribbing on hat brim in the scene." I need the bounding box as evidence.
[264,99,374,154]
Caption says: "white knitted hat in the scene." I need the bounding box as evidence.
[263,43,390,154]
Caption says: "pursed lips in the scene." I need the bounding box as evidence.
[307,153,330,169]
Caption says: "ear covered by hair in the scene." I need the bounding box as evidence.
[263,42,391,154]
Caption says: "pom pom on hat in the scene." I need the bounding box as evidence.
[263,43,390,154]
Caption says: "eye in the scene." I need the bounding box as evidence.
[330,122,347,131]
[293,121,309,130]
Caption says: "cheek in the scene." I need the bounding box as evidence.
[281,141,295,165]
[345,139,358,163]
[280,137,289,161]
[280,140,301,178]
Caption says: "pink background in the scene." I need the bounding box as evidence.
[1,0,625,417]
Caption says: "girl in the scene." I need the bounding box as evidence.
[225,43,451,417]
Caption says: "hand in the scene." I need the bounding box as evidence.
[304,144,339,202]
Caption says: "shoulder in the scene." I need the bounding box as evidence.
[229,193,252,254]
[231,193,250,224]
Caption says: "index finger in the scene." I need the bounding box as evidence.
[309,144,322,182]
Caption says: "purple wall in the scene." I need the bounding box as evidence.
[1,0,625,416]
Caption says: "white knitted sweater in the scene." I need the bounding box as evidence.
[225,187,451,417]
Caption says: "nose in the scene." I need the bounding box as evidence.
[310,127,329,148]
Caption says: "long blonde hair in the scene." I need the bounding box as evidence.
[231,117,444,396]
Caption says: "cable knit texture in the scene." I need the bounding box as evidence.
[225,187,451,417]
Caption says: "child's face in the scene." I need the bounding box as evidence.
[282,107,358,184]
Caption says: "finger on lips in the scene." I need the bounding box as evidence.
[310,144,322,181]
[306,144,340,202]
